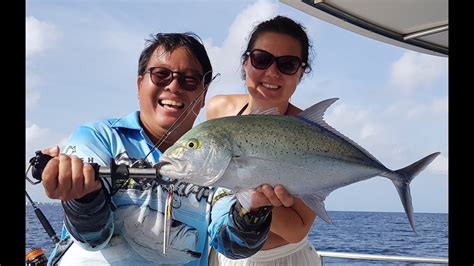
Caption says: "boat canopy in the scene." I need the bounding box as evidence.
[280,0,448,57]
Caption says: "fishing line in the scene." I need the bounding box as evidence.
[135,71,221,165]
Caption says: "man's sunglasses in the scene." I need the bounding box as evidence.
[246,49,306,75]
[144,67,204,91]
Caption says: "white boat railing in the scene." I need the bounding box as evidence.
[318,251,448,265]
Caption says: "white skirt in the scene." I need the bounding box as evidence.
[209,238,321,266]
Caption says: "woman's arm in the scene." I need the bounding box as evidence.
[257,184,316,243]
[270,198,316,243]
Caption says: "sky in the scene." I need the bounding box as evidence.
[26,0,448,213]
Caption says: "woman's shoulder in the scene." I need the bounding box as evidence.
[208,94,247,104]
[206,94,248,120]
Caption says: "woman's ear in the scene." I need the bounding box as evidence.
[297,70,304,84]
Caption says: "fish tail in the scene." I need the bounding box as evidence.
[385,152,440,233]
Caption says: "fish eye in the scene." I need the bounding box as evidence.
[187,139,200,149]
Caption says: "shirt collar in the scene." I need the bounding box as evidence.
[111,111,142,130]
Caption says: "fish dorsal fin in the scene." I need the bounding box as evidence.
[249,107,281,115]
[297,98,383,165]
[298,98,339,122]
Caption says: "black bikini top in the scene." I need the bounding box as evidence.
[236,102,289,116]
[236,103,249,116]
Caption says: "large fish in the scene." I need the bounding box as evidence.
[158,98,440,232]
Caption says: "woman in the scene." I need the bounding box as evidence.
[207,16,320,266]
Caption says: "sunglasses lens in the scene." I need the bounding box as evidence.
[249,49,302,75]
[250,50,273,69]
[150,67,173,86]
[149,67,202,91]
[276,56,302,75]
[178,75,201,91]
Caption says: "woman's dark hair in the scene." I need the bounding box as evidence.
[138,32,213,86]
[242,15,313,78]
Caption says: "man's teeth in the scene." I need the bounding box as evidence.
[262,83,278,89]
[160,99,184,108]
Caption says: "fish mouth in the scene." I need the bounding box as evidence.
[156,158,189,180]
[155,161,171,169]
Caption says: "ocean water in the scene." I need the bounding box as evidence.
[26,204,448,265]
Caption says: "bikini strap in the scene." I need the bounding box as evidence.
[236,103,248,116]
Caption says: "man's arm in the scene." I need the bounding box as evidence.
[208,188,272,259]
[43,125,115,251]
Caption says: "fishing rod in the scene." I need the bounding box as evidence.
[25,190,59,245]
[25,154,60,266]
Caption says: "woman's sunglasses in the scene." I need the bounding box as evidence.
[246,49,306,75]
[144,67,204,91]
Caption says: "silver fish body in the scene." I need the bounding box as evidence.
[159,98,439,232]
[211,116,383,191]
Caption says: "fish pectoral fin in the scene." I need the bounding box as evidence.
[235,189,255,211]
[302,193,333,224]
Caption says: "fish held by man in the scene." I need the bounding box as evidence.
[158,98,440,232]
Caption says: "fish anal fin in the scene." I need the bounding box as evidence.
[302,193,333,224]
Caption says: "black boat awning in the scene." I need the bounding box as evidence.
[280,0,448,57]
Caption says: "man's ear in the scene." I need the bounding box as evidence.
[136,75,143,101]
[137,75,144,92]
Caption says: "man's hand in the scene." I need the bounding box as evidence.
[41,146,102,201]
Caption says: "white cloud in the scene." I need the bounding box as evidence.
[386,97,448,121]
[26,16,61,58]
[26,121,69,162]
[26,16,61,111]
[326,102,384,141]
[26,74,41,110]
[322,100,439,166]
[26,122,51,165]
[405,97,448,119]
[389,51,447,93]
[26,122,50,147]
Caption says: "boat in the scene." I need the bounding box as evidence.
[280,0,448,57]
[280,0,448,264]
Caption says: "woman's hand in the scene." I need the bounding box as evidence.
[250,184,294,209]
[251,183,316,244]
